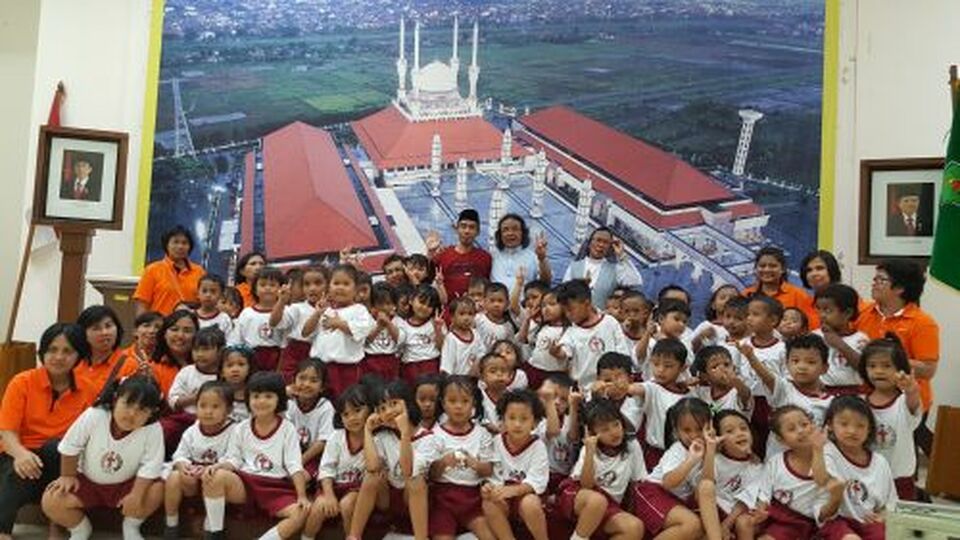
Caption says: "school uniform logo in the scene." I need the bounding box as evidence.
[338,467,364,487]
[598,470,617,487]
[199,448,219,465]
[723,474,743,494]
[100,451,124,473]
[846,480,870,504]
[876,423,896,449]
[772,489,793,506]
[298,427,311,447]
[588,336,606,353]
[504,468,527,484]
[413,333,433,346]
[254,452,275,472]
[257,323,275,340]
[372,330,394,349]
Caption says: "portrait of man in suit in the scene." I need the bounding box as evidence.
[886,183,933,237]
[60,151,103,202]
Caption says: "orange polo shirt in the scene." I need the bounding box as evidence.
[236,282,255,308]
[0,368,96,450]
[150,360,182,398]
[856,302,940,411]
[74,349,138,395]
[133,256,205,315]
[743,282,819,329]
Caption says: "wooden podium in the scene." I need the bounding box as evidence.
[88,275,140,348]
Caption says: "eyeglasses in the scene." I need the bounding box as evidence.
[872,275,891,284]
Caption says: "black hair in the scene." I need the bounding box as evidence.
[722,295,750,316]
[665,397,712,448]
[478,352,507,374]
[523,280,551,298]
[770,404,811,437]
[814,283,860,322]
[133,311,164,328]
[692,345,732,377]
[491,339,523,366]
[485,281,510,299]
[705,285,740,322]
[220,344,254,375]
[557,279,592,304]
[785,333,829,364]
[596,351,632,376]
[440,375,484,421]
[411,284,441,315]
[800,250,842,289]
[876,259,926,304]
[295,358,326,384]
[379,379,422,427]
[747,294,784,324]
[285,267,305,288]
[76,305,124,358]
[199,273,225,291]
[657,284,691,306]
[302,264,331,283]
[496,388,546,422]
[246,372,288,414]
[575,227,617,263]
[404,254,436,284]
[468,275,491,292]
[448,295,477,316]
[651,337,688,365]
[252,266,287,302]
[824,395,877,449]
[197,380,234,409]
[356,270,373,289]
[95,375,163,424]
[413,373,445,419]
[755,246,788,283]
[383,253,404,269]
[545,372,575,389]
[161,225,195,255]
[495,213,531,250]
[38,323,90,364]
[582,399,629,455]
[194,326,226,350]
[333,383,374,429]
[235,251,266,285]
[781,307,810,333]
[712,409,752,436]
[657,298,691,320]
[152,309,199,365]
[370,283,398,308]
[621,289,651,309]
[858,334,911,385]
[221,287,243,309]
[395,282,415,299]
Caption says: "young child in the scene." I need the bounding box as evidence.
[692,345,753,415]
[394,283,415,320]
[741,333,833,456]
[814,284,870,395]
[164,326,225,454]
[42,376,165,540]
[163,381,236,539]
[467,276,490,311]
[440,296,484,376]
[203,372,309,540]
[219,286,243,320]
[475,282,516,350]
[414,374,443,431]
[482,389,550,540]
[635,298,692,381]
[477,353,512,431]
[633,398,710,540]
[219,345,253,424]
[619,290,652,374]
[519,287,568,390]
[304,384,373,539]
[603,288,626,323]
[859,336,922,501]
[692,285,739,352]
[302,264,376,400]
[819,396,898,540]
[553,279,630,389]
[285,359,335,478]
[490,339,529,390]
[275,265,329,384]
[429,376,496,540]
[555,399,646,540]
[196,274,233,336]
[739,294,786,455]
[355,270,373,307]
[397,284,445,386]
[126,311,164,367]
[589,352,643,434]
[629,338,693,470]
[404,254,435,287]
[230,266,289,372]
[536,374,581,494]
[778,307,809,341]
[365,283,403,382]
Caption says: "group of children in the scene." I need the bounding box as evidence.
[39,251,921,540]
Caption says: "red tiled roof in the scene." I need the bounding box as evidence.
[520,106,734,208]
[351,105,525,171]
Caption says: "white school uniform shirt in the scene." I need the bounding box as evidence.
[570,439,647,503]
[760,451,830,522]
[440,330,484,375]
[167,365,219,414]
[364,315,404,355]
[58,408,164,484]
[693,386,752,416]
[223,416,303,479]
[766,377,833,456]
[474,313,515,351]
[480,388,501,429]
[310,303,376,363]
[490,434,550,494]
[740,337,786,398]
[197,311,233,336]
[317,429,366,487]
[823,443,898,523]
[536,413,579,475]
[168,421,236,476]
[230,306,290,348]
[585,392,643,435]
[527,323,567,373]
[640,381,691,450]
[506,369,529,391]
[870,392,922,478]
[228,399,250,424]
[283,301,319,342]
[710,453,765,513]
[285,398,335,451]
[648,441,701,499]
[432,423,496,486]
[813,329,869,387]
[373,428,440,489]
[559,314,630,389]
[692,320,729,348]
[621,328,645,376]
[397,318,441,363]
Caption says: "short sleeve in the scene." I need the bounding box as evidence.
[282,422,304,476]
[136,424,165,479]
[910,315,940,361]
[315,402,335,443]
[317,433,341,480]
[346,307,376,343]
[569,446,586,480]
[440,336,458,374]
[0,373,28,433]
[222,423,244,468]
[769,375,789,407]
[478,431,496,463]
[171,426,195,465]
[653,442,688,481]
[412,435,439,478]
[525,441,550,494]
[132,264,157,305]
[628,440,648,481]
[58,409,96,457]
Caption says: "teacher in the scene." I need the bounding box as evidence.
[490,213,552,288]
[133,225,205,316]
[234,251,266,308]
[562,227,642,307]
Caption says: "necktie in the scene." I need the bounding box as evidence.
[906,216,916,235]
[74,182,84,199]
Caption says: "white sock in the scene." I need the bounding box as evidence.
[301,535,314,540]
[122,517,145,540]
[205,497,226,531]
[570,533,588,540]
[68,517,92,540]
[166,514,179,527]
[259,526,282,540]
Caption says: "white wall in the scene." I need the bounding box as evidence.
[832,0,960,413]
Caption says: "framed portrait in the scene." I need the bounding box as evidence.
[32,126,128,229]
[858,157,943,265]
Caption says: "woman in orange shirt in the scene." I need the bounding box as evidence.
[133,225,206,316]
[149,309,198,399]
[0,323,95,538]
[234,251,266,308]
[742,246,819,328]
[74,305,138,393]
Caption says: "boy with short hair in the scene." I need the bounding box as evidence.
[428,208,492,299]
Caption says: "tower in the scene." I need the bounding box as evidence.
[531,150,547,218]
[500,128,513,169]
[455,158,468,213]
[172,78,196,158]
[450,16,460,79]
[468,20,480,107]
[412,21,421,97]
[396,18,407,101]
[733,109,763,177]
[430,133,442,196]
[572,179,594,254]
[488,187,505,250]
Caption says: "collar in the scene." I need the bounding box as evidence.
[164,255,191,273]
[874,301,916,319]
[40,367,78,394]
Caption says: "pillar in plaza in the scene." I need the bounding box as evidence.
[500,128,512,169]
[572,179,594,254]
[733,109,763,177]
[396,18,407,100]
[431,133,442,197]
[488,186,505,250]
[531,150,547,218]
[455,158,468,213]
[450,16,460,78]
[468,20,480,107]
[412,20,421,97]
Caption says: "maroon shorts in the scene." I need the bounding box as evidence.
[386,486,414,534]
[325,362,365,401]
[365,353,400,382]
[400,358,440,388]
[630,481,685,536]
[234,470,298,517]
[429,483,483,536]
[554,479,623,533]
[333,481,361,500]
[523,364,563,391]
[642,444,665,473]
[547,471,568,495]
[820,517,886,540]
[74,475,137,509]
[253,346,281,372]
[752,397,772,459]
[758,501,817,540]
[160,411,195,456]
[894,476,917,501]
[303,457,319,481]
[825,385,867,397]
[279,340,312,384]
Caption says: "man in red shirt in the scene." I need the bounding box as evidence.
[428,209,492,299]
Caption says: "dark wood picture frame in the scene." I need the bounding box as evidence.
[858,157,943,265]
[32,125,128,230]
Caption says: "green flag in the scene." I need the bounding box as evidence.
[930,98,960,290]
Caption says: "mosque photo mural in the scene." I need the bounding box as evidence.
[146,0,825,321]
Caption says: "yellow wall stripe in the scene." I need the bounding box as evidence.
[818,0,840,250]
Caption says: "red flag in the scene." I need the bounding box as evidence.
[47,81,65,127]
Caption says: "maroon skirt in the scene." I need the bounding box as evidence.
[74,475,137,509]
[400,358,440,388]
[554,479,623,533]
[252,346,281,372]
[428,483,483,536]
[234,470,298,517]
[759,501,817,540]
[279,340,312,384]
[365,353,400,382]
[630,481,687,536]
